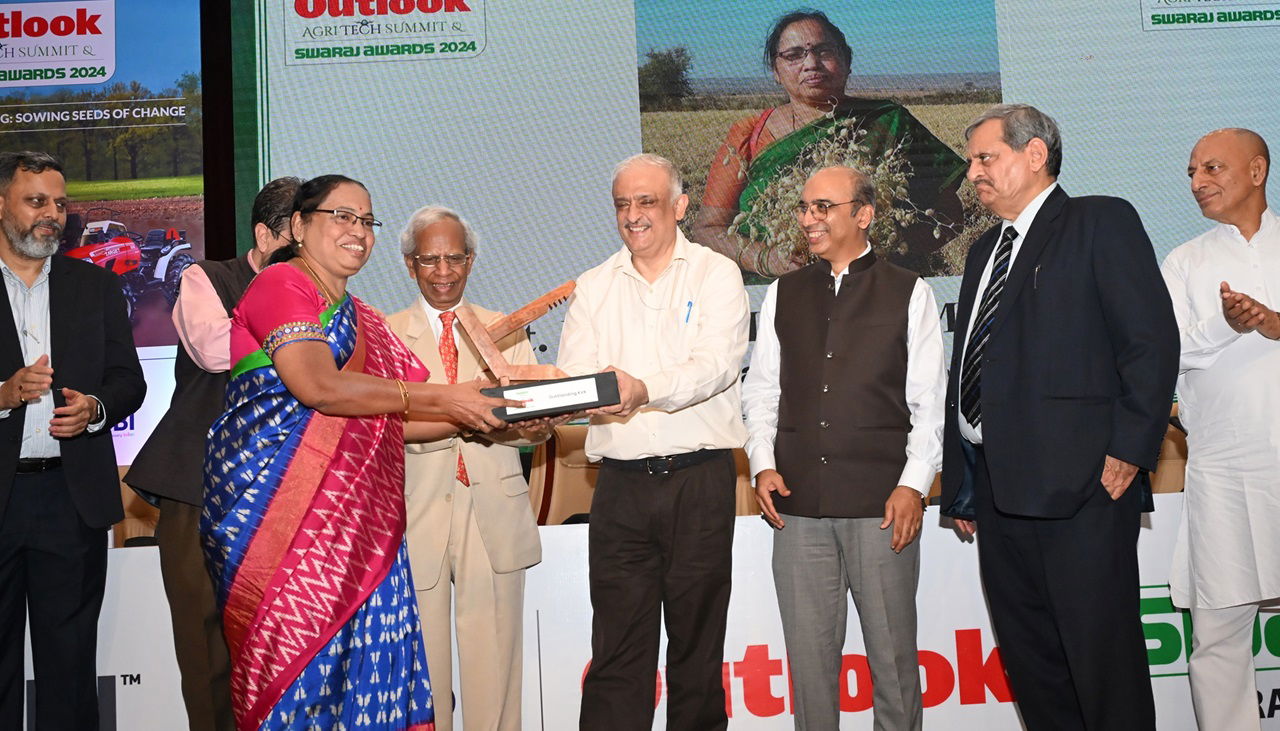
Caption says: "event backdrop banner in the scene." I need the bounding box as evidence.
[0,0,204,461]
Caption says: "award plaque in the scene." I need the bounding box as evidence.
[455,281,621,419]
[482,371,620,421]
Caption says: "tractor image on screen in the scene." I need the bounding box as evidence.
[62,207,196,322]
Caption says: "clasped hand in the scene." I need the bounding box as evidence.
[3,355,97,438]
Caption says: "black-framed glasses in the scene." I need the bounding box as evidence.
[410,253,471,269]
[310,208,382,231]
[776,43,840,65]
[793,199,864,220]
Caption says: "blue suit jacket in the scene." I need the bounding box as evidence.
[941,186,1178,519]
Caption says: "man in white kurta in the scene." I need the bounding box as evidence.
[1162,128,1280,731]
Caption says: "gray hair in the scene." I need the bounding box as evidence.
[0,151,63,193]
[612,153,684,203]
[807,165,877,211]
[398,205,479,256]
[850,168,877,210]
[965,103,1063,177]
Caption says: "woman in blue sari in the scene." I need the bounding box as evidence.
[201,175,516,730]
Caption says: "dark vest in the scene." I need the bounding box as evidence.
[124,255,256,505]
[772,252,917,518]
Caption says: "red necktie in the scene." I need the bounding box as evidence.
[438,311,471,487]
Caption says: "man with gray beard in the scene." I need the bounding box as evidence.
[0,151,145,730]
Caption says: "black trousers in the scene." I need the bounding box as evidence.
[579,451,735,731]
[973,446,1155,731]
[0,468,107,731]
[155,498,234,731]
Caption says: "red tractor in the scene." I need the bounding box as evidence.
[62,208,195,321]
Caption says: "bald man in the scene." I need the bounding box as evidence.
[742,166,946,729]
[1162,128,1279,730]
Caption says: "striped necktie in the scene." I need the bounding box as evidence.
[959,226,1019,427]
[439,311,471,487]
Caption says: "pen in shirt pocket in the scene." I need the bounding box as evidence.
[684,300,693,323]
[1034,265,1040,289]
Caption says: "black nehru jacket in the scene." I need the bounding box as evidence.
[772,252,918,518]
[125,256,255,505]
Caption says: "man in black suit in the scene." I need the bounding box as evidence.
[940,106,1178,730]
[0,151,146,729]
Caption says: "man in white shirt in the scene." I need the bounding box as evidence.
[558,153,749,731]
[1162,127,1280,731]
[742,165,945,730]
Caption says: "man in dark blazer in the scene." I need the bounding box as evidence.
[940,106,1178,730]
[0,151,146,730]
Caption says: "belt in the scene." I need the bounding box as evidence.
[15,457,62,474]
[601,449,726,476]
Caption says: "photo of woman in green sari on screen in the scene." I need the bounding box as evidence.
[637,4,1000,281]
[691,10,971,279]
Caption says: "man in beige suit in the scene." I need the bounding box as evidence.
[387,205,546,731]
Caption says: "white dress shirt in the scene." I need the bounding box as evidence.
[557,231,749,461]
[958,181,1058,444]
[742,247,948,495]
[1162,207,1280,609]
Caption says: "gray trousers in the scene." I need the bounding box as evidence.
[773,515,922,731]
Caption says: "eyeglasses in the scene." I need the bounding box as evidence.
[793,199,865,220]
[310,208,382,231]
[776,43,840,65]
[410,253,471,269]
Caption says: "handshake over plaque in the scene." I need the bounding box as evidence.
[455,281,620,420]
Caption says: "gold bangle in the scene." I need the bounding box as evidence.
[395,378,410,420]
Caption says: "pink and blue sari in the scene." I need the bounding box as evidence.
[202,264,434,730]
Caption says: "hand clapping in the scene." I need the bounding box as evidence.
[1221,281,1280,339]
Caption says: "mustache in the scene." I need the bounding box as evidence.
[31,218,64,236]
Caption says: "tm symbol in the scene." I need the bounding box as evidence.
[119,673,141,686]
